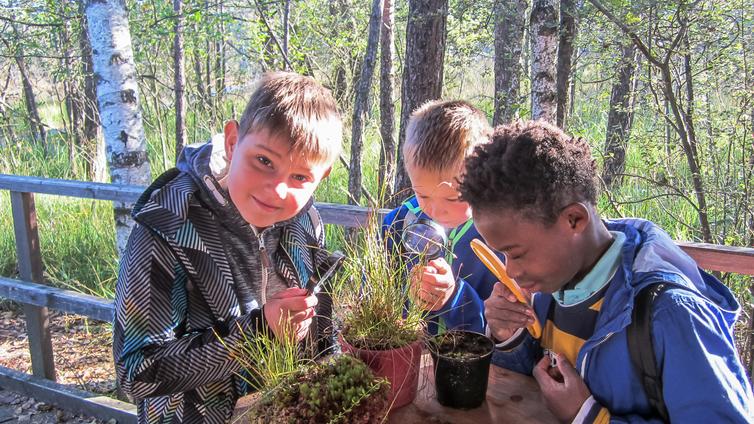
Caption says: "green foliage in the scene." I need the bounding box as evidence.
[0,191,117,297]
[247,354,388,424]
[232,323,302,392]
[331,217,429,351]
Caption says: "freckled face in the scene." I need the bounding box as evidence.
[473,208,581,294]
[406,162,471,229]
[224,126,331,228]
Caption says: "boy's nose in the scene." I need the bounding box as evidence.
[272,182,288,200]
[427,204,442,220]
[505,260,523,280]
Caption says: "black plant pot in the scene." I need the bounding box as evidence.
[429,330,494,409]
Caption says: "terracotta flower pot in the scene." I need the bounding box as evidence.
[339,335,423,409]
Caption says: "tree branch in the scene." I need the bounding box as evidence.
[586,0,661,67]
[251,0,293,70]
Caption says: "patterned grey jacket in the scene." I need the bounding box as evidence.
[113,139,331,423]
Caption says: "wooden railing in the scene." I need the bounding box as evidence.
[1,173,753,422]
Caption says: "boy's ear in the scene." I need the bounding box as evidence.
[224,120,240,161]
[322,166,332,179]
[559,202,590,233]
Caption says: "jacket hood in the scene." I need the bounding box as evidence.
[176,134,229,183]
[603,218,739,331]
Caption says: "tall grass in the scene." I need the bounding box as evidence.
[0,80,751,308]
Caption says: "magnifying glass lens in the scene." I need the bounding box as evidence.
[402,220,447,260]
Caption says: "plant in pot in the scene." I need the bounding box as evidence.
[428,330,494,409]
[331,219,430,409]
[232,322,389,423]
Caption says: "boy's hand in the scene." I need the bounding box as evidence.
[485,281,536,341]
[532,352,591,423]
[410,258,456,311]
[263,287,318,342]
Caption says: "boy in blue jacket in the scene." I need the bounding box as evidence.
[459,120,754,422]
[383,100,500,334]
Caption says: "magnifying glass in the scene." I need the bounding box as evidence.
[401,218,448,261]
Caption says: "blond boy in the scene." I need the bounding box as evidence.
[382,99,499,334]
[113,72,341,423]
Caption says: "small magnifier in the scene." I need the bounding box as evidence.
[304,251,346,295]
[401,218,448,261]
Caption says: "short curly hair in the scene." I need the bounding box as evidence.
[459,120,598,224]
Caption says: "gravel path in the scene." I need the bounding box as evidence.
[0,308,118,423]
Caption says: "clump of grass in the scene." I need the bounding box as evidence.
[331,216,429,351]
[231,322,303,392]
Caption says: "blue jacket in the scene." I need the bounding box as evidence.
[382,196,501,334]
[493,218,754,423]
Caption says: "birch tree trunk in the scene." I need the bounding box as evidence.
[530,0,558,123]
[394,0,448,200]
[378,0,396,199]
[493,0,528,125]
[349,0,383,206]
[174,0,187,160]
[84,0,152,257]
[556,0,577,128]
[602,41,638,189]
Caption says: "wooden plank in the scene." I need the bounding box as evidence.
[3,174,754,275]
[679,242,754,276]
[0,175,384,227]
[11,191,56,381]
[0,277,115,323]
[0,365,136,424]
[316,202,388,228]
[0,174,143,203]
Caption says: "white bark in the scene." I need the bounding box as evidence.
[84,0,151,258]
[530,0,558,123]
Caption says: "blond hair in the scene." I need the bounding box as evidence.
[238,72,342,165]
[403,100,491,172]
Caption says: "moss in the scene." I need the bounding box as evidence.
[246,354,389,424]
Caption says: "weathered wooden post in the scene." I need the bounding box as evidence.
[10,191,56,381]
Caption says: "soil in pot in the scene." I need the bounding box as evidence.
[339,335,423,409]
[429,330,494,409]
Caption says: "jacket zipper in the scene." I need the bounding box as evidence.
[251,226,272,304]
[580,331,615,379]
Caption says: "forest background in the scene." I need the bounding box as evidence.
[0,0,752,378]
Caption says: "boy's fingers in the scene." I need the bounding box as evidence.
[492,281,518,302]
[421,272,453,288]
[555,354,578,382]
[278,294,318,312]
[486,313,531,330]
[427,258,451,273]
[269,287,308,299]
[532,356,549,381]
[486,295,533,316]
[289,307,316,324]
